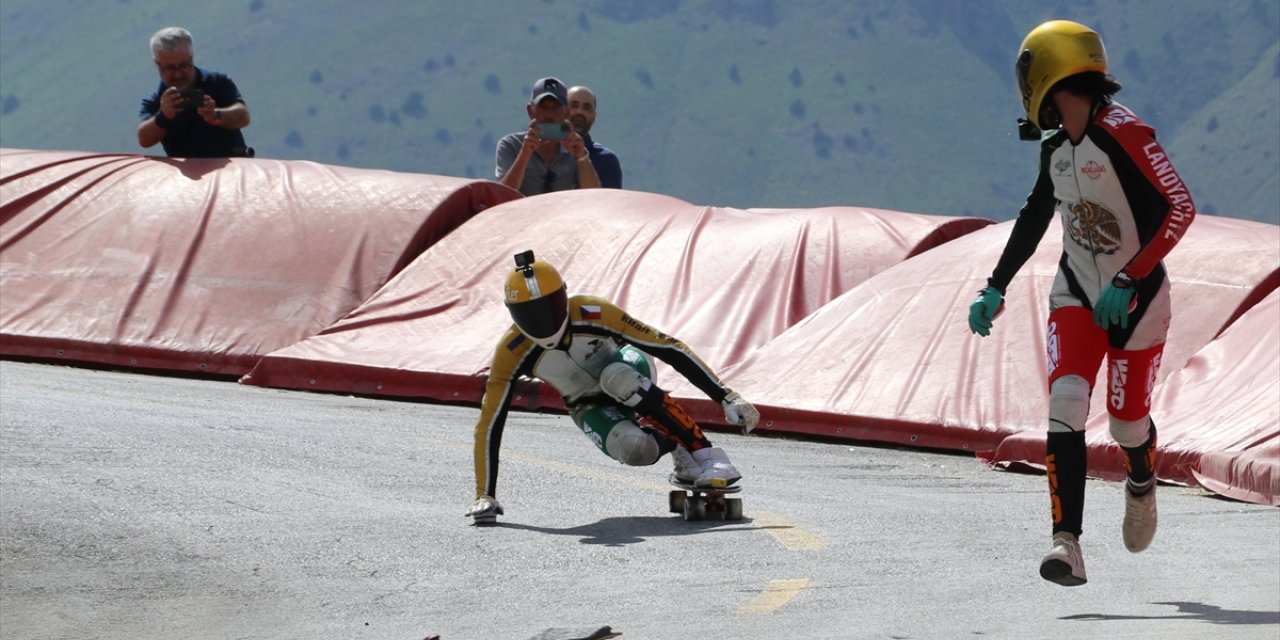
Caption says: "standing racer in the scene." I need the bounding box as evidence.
[968,20,1196,586]
[466,251,759,524]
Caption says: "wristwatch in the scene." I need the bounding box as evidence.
[1112,271,1136,289]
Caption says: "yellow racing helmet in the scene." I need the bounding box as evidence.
[504,250,569,349]
[1016,20,1108,130]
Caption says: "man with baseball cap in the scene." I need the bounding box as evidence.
[495,77,601,196]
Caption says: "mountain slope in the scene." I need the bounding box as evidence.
[1,0,1275,222]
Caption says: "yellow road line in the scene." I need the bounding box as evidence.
[739,578,812,614]
[747,512,827,551]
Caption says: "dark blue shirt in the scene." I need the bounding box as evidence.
[140,67,249,158]
[584,135,622,189]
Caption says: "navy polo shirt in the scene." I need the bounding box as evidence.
[140,67,249,158]
[584,134,622,189]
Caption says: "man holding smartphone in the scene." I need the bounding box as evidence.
[495,77,600,196]
[137,27,253,158]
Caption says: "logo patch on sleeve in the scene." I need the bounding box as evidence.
[506,333,527,351]
[581,305,602,320]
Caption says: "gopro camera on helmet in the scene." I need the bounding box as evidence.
[1018,118,1041,141]
[514,250,535,270]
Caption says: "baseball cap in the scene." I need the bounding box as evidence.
[529,77,568,106]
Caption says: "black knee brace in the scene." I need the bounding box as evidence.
[632,383,711,450]
[1047,430,1087,537]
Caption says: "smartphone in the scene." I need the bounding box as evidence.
[536,122,569,141]
[178,88,204,109]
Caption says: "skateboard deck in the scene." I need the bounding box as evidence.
[668,481,743,521]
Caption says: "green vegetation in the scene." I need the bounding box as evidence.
[1,0,1275,223]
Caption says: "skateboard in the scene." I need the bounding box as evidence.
[668,481,743,521]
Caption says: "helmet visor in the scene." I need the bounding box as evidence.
[1016,49,1035,113]
[507,287,568,341]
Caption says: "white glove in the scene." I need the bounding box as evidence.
[465,495,504,523]
[722,391,760,433]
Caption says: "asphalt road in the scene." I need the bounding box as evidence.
[1,361,1277,640]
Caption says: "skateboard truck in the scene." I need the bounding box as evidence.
[668,482,743,521]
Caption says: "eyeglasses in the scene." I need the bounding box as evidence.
[154,60,194,73]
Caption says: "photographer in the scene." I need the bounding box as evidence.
[494,77,600,195]
[137,27,253,158]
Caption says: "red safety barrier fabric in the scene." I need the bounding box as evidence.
[0,148,520,374]
[241,189,991,409]
[4,145,1275,504]
[728,216,1278,458]
[1177,290,1279,505]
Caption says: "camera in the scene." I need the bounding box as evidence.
[179,88,204,110]
[1017,118,1041,141]
[535,122,569,141]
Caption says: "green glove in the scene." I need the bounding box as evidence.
[968,287,1004,337]
[1093,281,1135,329]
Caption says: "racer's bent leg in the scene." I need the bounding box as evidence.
[631,385,712,451]
[595,345,737,485]
[1106,342,1165,486]
[571,403,669,466]
[1106,342,1165,553]
[599,347,712,451]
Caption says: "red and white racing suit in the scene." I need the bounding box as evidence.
[988,101,1195,419]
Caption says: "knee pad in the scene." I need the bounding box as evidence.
[600,362,652,408]
[1048,375,1091,433]
[604,421,660,466]
[1110,416,1151,448]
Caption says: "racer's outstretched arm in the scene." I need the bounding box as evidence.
[468,328,534,523]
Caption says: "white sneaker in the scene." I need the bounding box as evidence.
[669,446,700,485]
[691,446,741,488]
[1039,532,1087,586]
[1123,479,1158,553]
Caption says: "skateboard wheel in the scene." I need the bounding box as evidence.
[683,496,705,521]
[668,490,686,514]
[725,497,743,520]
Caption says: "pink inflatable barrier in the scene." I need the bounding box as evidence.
[0,149,520,375]
[4,146,1274,504]
[726,215,1279,461]
[241,189,992,413]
